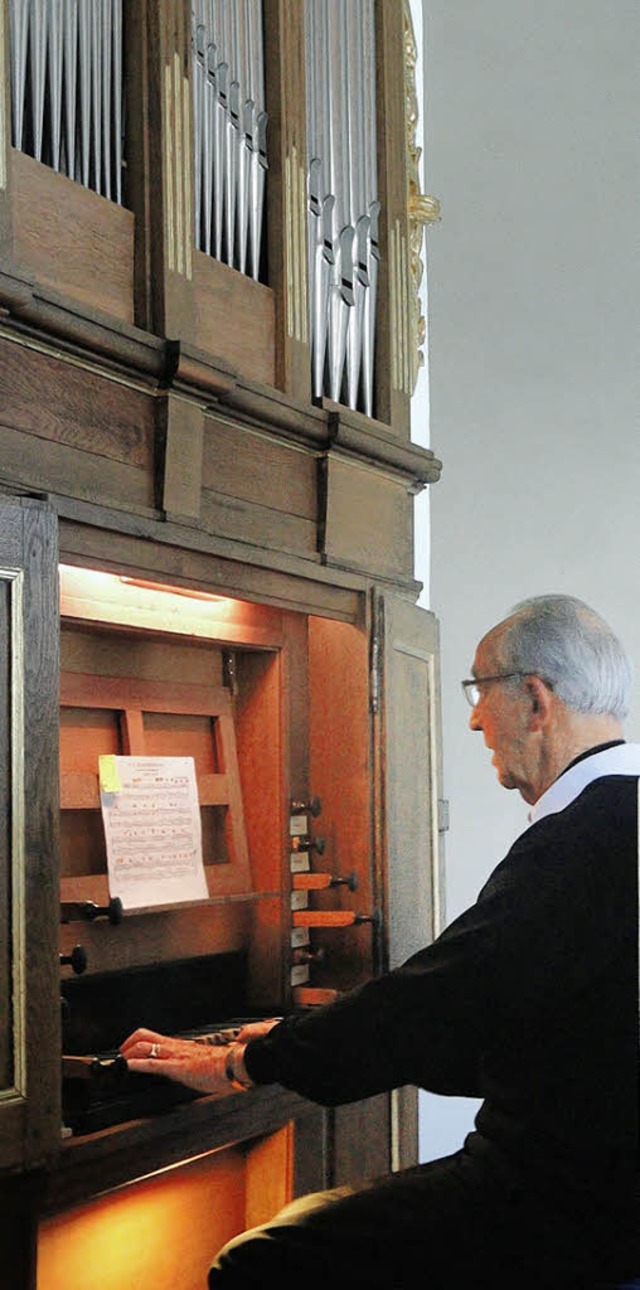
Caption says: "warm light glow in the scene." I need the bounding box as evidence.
[38,1127,294,1289]
[58,564,252,642]
[38,1150,246,1290]
[118,576,227,603]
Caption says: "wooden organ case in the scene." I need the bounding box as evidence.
[0,1,443,1287]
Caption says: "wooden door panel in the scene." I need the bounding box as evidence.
[373,593,445,1171]
[0,497,60,1173]
[379,594,444,971]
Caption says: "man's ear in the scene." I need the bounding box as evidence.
[524,676,554,730]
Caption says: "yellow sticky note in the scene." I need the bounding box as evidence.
[99,755,121,793]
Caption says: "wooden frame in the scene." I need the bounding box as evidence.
[59,670,252,901]
[0,2,445,1278]
[0,499,60,1173]
[0,0,429,442]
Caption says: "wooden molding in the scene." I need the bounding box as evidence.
[156,392,205,520]
[374,0,412,433]
[263,0,312,402]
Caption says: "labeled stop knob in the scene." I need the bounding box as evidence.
[60,945,88,975]
[60,897,123,925]
[290,797,322,817]
[292,871,357,892]
[292,946,326,965]
[292,910,379,929]
[291,835,326,855]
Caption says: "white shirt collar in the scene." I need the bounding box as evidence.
[528,742,640,825]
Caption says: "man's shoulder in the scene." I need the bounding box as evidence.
[483,774,637,898]
[534,773,638,834]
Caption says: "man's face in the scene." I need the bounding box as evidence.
[468,627,535,800]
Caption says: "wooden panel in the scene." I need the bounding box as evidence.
[0,500,60,1174]
[0,338,154,469]
[280,610,309,806]
[59,809,106,877]
[244,1124,293,1229]
[0,425,154,515]
[143,712,218,772]
[393,1085,420,1171]
[60,766,232,811]
[193,253,275,387]
[0,1173,40,1290]
[202,417,316,518]
[59,671,252,896]
[60,708,120,772]
[57,626,288,985]
[143,0,196,337]
[0,0,12,267]
[158,394,204,520]
[42,1085,307,1216]
[58,520,363,624]
[60,623,226,685]
[0,575,11,1094]
[60,571,287,651]
[379,595,443,969]
[22,501,61,1165]
[121,707,145,755]
[235,649,286,1004]
[333,1095,391,1186]
[200,487,317,558]
[60,673,233,716]
[60,775,101,811]
[374,0,411,433]
[122,0,152,330]
[11,151,134,324]
[38,1148,248,1290]
[215,708,251,872]
[58,883,251,974]
[321,456,413,580]
[292,1105,330,1196]
[246,897,287,1011]
[308,618,374,991]
[263,0,311,399]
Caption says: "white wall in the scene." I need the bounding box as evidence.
[416,0,640,1160]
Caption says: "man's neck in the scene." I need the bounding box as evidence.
[554,715,625,778]
[528,716,625,805]
[559,738,626,778]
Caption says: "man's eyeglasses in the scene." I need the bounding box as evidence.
[461,672,526,708]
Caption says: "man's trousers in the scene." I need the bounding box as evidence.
[208,1144,635,1290]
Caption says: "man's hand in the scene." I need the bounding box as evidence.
[235,1018,281,1042]
[120,1028,237,1096]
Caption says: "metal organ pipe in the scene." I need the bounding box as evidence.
[8,0,377,405]
[8,0,125,203]
[191,0,268,281]
[305,0,379,416]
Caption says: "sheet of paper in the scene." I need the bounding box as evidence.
[99,755,208,910]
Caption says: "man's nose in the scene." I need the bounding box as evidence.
[469,704,482,732]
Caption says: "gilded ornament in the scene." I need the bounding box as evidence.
[403,1,440,392]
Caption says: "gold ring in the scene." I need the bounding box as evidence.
[150,1042,160,1058]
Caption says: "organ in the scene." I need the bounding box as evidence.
[0,3,443,1287]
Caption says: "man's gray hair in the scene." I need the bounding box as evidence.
[497,594,633,719]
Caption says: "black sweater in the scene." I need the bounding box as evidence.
[246,776,639,1220]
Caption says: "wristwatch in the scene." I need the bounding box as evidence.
[224,1042,253,1090]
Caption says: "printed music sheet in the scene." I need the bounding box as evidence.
[98,755,208,909]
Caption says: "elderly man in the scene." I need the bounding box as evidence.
[122,594,640,1289]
